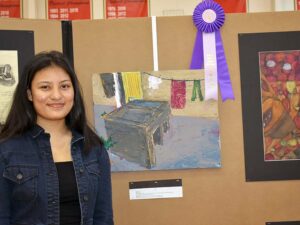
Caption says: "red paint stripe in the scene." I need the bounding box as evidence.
[171,80,186,109]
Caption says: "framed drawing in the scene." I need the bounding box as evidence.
[0,51,18,123]
[239,31,300,181]
[92,70,221,172]
[0,30,34,124]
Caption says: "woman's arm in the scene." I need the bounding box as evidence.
[0,151,11,225]
[93,146,114,225]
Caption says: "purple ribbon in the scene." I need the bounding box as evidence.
[190,0,234,101]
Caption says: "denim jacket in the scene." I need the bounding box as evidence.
[0,125,114,225]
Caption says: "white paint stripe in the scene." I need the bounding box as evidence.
[113,72,121,108]
[151,16,159,71]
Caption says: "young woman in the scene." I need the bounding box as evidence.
[0,51,114,225]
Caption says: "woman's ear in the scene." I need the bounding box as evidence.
[27,89,32,101]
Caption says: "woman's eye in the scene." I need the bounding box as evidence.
[40,85,49,90]
[61,84,71,89]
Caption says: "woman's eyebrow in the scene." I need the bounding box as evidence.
[36,81,51,84]
[60,79,72,83]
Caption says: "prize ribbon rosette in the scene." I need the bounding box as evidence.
[190,0,234,101]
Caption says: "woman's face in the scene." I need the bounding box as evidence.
[27,66,74,125]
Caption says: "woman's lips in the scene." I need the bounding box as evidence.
[47,103,64,108]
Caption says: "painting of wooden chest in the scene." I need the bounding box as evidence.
[103,100,171,168]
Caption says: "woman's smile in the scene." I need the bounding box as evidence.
[47,103,65,109]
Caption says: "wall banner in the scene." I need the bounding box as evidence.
[0,0,21,18]
[48,0,91,20]
[214,0,246,13]
[106,0,148,19]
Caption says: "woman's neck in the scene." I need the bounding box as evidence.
[37,119,73,162]
[37,119,70,137]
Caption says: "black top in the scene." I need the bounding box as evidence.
[55,161,81,225]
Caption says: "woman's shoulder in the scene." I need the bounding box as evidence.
[84,144,109,166]
[0,134,27,147]
[89,143,108,158]
[0,129,35,154]
[0,133,32,162]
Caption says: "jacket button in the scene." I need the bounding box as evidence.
[83,195,88,201]
[79,167,84,173]
[16,173,23,180]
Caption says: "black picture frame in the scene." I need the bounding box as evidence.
[239,31,300,181]
[0,30,34,127]
[0,30,34,79]
[266,221,300,225]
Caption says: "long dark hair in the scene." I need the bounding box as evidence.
[0,51,102,152]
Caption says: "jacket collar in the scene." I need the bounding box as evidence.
[29,124,44,138]
[29,124,84,144]
[71,129,85,144]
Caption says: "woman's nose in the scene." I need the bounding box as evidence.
[50,87,62,99]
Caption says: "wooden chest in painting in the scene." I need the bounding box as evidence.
[103,100,171,168]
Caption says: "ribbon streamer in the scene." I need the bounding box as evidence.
[203,32,218,100]
[190,0,234,101]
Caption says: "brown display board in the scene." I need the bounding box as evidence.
[72,12,300,225]
[0,18,62,53]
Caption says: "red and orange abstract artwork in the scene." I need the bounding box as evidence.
[260,50,300,161]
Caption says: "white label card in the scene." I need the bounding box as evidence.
[129,179,183,200]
